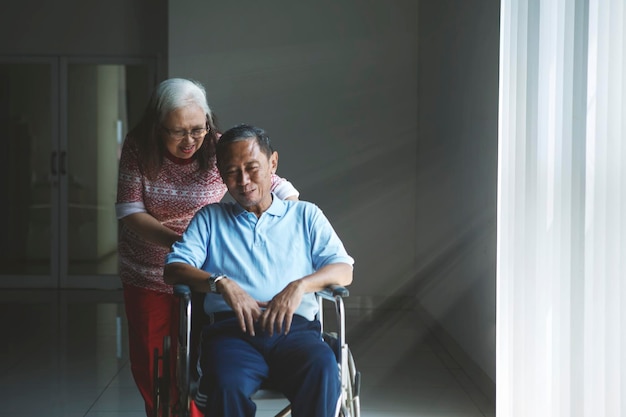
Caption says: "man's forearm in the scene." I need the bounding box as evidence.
[297,263,353,294]
[163,262,212,292]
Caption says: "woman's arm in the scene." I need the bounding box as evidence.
[270,176,300,200]
[117,138,181,249]
[121,212,181,248]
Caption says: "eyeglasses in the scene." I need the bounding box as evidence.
[162,126,209,141]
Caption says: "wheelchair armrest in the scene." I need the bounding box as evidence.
[173,284,192,297]
[317,285,349,301]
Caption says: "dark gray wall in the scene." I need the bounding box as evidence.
[0,0,167,77]
[417,0,499,384]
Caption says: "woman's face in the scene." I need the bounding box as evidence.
[161,104,207,159]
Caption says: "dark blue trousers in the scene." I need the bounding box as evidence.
[195,314,340,417]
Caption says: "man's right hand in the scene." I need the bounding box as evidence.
[218,278,265,336]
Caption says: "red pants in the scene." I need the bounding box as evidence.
[123,284,179,417]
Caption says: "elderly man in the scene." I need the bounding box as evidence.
[163,124,354,417]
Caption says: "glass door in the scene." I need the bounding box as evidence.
[63,60,153,288]
[0,57,154,288]
[0,58,58,287]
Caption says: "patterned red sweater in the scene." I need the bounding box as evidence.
[116,138,297,293]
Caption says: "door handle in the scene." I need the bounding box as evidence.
[60,151,67,175]
[51,151,58,176]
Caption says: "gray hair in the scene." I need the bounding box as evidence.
[152,78,212,123]
[129,77,219,179]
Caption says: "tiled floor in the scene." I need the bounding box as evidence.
[0,289,494,417]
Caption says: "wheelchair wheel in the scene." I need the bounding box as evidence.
[339,346,361,417]
[153,335,172,417]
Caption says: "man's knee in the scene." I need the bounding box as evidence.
[309,343,339,373]
[286,344,340,396]
[318,352,341,392]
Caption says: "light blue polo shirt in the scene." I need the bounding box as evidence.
[165,194,354,321]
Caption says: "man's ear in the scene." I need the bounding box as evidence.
[270,151,278,174]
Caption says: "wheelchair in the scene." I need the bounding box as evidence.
[153,284,361,417]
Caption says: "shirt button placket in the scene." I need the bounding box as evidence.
[253,215,265,247]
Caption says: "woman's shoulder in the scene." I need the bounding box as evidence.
[120,135,140,155]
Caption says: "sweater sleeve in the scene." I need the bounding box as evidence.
[270,175,300,199]
[115,138,147,219]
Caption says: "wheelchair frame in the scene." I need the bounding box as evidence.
[153,284,361,417]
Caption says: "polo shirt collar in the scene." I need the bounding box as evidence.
[232,193,287,217]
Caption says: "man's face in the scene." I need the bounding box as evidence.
[218,138,278,216]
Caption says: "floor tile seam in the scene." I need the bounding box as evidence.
[80,359,131,417]
[0,338,53,377]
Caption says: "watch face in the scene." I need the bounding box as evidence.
[209,275,225,293]
[209,276,219,292]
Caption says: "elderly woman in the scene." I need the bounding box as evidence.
[116,78,298,416]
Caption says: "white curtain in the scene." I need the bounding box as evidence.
[497,0,625,416]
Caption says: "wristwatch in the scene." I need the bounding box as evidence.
[208,274,227,294]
